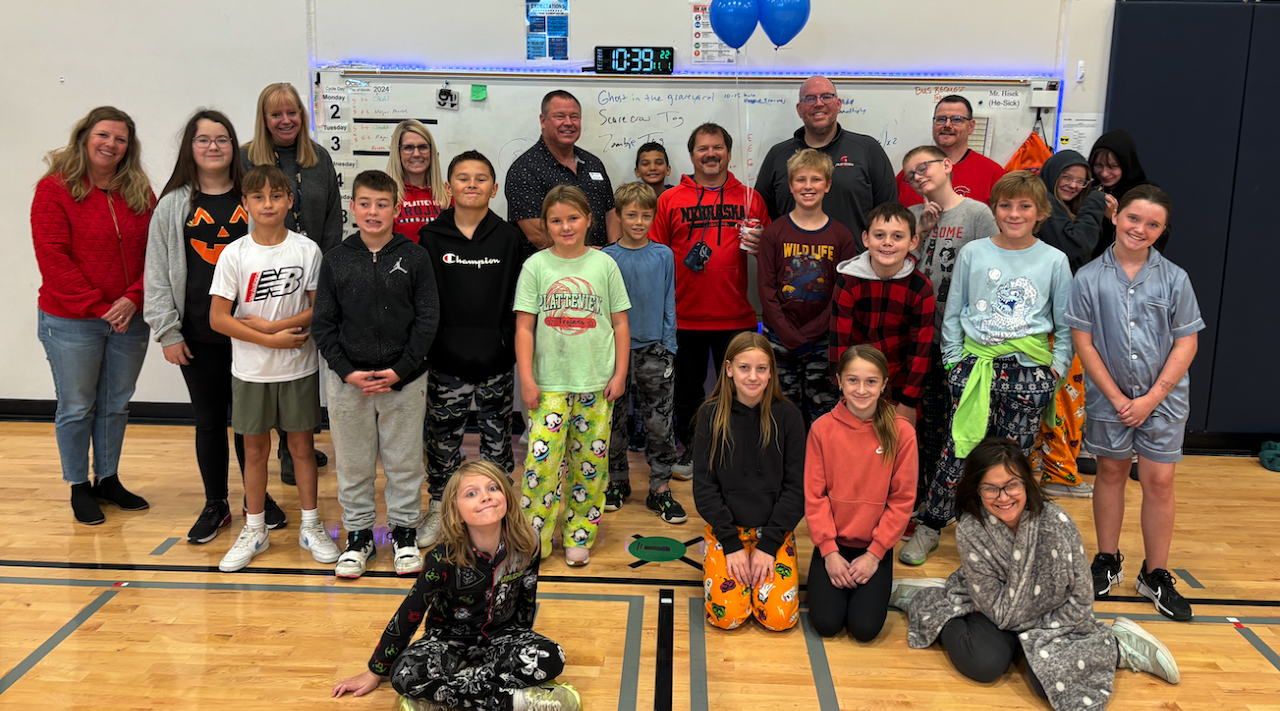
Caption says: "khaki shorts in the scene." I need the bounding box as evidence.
[232,372,321,435]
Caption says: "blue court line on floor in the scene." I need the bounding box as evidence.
[148,538,180,556]
[799,611,841,711]
[1235,627,1280,673]
[687,598,708,711]
[0,577,642,711]
[1173,568,1205,589]
[0,589,118,695]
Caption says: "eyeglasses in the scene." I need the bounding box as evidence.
[905,159,943,182]
[1060,178,1093,189]
[800,93,838,105]
[193,136,231,149]
[400,144,432,154]
[978,479,1026,500]
[933,116,972,125]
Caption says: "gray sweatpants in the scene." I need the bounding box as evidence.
[325,368,426,531]
[608,343,678,491]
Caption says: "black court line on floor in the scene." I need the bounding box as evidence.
[3,560,1278,609]
[0,576,644,711]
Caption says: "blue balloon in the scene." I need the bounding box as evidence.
[759,0,810,47]
[709,0,759,50]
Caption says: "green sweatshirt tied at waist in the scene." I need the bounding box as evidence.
[950,334,1063,459]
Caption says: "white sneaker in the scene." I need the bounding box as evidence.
[335,530,377,579]
[219,525,270,572]
[299,520,341,564]
[416,499,442,548]
[1113,616,1181,684]
[513,683,581,711]
[888,577,947,612]
[1041,482,1094,498]
[898,524,942,565]
[393,526,424,576]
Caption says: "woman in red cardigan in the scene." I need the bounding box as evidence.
[32,106,155,525]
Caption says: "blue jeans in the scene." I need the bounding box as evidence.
[37,310,150,485]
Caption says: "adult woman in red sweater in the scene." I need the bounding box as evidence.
[386,119,448,241]
[32,106,155,525]
[805,344,917,641]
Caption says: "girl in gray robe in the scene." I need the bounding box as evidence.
[890,438,1179,710]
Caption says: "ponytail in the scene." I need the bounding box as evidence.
[836,344,899,464]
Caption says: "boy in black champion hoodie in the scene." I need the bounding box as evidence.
[415,151,525,544]
[313,170,439,580]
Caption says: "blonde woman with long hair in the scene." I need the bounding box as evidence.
[332,461,580,710]
[386,119,448,241]
[32,106,155,525]
[241,83,343,253]
[692,330,806,632]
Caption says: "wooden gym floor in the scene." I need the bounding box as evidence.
[0,421,1277,709]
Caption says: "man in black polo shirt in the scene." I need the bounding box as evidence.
[506,90,619,250]
[754,75,897,242]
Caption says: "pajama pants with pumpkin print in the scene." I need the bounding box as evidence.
[520,390,613,557]
[702,525,800,631]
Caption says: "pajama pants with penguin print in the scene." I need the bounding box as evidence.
[390,628,565,710]
[702,525,800,631]
[521,391,612,556]
[921,355,1056,531]
[426,369,516,500]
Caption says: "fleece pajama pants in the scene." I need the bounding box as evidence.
[701,525,800,631]
[1032,355,1086,486]
[389,627,565,710]
[520,390,613,556]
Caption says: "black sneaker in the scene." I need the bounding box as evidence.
[671,448,693,481]
[1091,551,1124,598]
[1129,460,1139,482]
[188,500,232,544]
[646,490,688,524]
[245,494,288,530]
[604,479,631,511]
[315,450,328,468]
[1136,563,1193,621]
[628,416,646,452]
[71,482,105,525]
[92,475,149,510]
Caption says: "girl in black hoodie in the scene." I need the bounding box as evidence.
[1089,129,1170,257]
[693,331,806,631]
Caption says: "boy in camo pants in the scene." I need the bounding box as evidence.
[601,183,686,524]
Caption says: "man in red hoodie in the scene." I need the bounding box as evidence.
[652,123,771,476]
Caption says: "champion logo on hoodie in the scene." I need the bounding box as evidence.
[442,253,502,268]
[679,202,745,230]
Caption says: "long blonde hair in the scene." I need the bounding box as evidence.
[244,83,319,169]
[429,461,539,571]
[42,106,152,214]
[699,331,789,469]
[386,120,448,208]
[837,344,899,464]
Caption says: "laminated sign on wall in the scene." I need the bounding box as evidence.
[527,0,570,61]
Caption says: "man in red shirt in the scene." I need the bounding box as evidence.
[895,95,1005,207]
[651,123,771,475]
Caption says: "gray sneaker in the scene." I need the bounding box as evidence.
[888,577,947,612]
[1113,616,1181,684]
[1041,482,1094,498]
[898,524,941,566]
[416,499,442,548]
[514,683,581,711]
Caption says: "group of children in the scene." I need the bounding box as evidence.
[140,99,1197,708]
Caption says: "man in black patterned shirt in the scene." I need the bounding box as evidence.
[505,90,620,251]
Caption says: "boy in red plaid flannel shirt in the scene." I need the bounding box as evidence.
[828,202,935,425]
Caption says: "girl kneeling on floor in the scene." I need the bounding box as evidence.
[805,345,917,642]
[332,461,579,711]
[693,331,806,631]
[890,438,1179,710]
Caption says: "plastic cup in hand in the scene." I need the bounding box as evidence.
[739,218,762,252]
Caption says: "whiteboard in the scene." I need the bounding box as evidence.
[315,69,1047,226]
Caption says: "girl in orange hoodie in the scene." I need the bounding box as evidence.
[805,344,917,641]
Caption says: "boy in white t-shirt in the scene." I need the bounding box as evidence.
[209,165,340,572]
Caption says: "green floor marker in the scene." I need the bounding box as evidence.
[629,536,687,563]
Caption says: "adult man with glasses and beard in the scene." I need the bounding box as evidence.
[896,94,1006,208]
[755,76,897,242]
